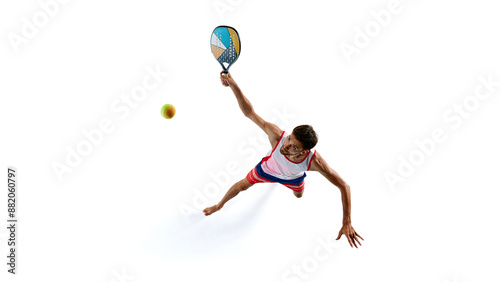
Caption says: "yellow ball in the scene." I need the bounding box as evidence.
[161,104,176,119]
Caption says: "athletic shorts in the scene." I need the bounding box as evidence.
[246,160,306,192]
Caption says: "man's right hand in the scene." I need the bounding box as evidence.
[220,71,235,87]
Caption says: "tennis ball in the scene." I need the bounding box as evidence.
[161,104,176,119]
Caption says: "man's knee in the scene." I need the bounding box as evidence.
[294,190,303,198]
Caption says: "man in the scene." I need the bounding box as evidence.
[203,72,364,248]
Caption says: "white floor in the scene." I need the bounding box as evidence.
[1,1,499,281]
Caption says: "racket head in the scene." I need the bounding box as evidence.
[211,26,241,73]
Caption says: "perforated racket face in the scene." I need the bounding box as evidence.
[211,26,241,72]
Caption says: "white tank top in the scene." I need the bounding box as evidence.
[261,131,316,180]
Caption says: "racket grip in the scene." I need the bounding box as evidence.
[222,72,229,87]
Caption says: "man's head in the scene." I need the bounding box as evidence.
[280,125,318,156]
[292,125,318,150]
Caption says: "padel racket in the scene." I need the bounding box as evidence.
[211,26,241,75]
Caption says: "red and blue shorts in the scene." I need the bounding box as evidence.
[246,160,306,193]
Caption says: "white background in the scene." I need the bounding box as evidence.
[1,0,499,281]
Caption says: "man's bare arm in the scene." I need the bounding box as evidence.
[309,152,364,248]
[221,72,282,143]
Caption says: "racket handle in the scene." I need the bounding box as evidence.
[222,72,229,87]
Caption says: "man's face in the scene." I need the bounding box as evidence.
[280,134,304,156]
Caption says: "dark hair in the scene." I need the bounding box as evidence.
[292,125,318,151]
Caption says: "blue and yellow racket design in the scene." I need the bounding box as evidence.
[211,26,241,74]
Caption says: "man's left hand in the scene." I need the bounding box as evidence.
[336,223,364,248]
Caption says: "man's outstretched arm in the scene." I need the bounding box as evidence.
[220,72,282,144]
[309,152,364,248]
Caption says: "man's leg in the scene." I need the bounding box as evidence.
[284,181,305,198]
[293,189,304,198]
[203,178,253,216]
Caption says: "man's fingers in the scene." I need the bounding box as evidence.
[351,238,358,248]
[355,232,364,241]
[353,234,362,247]
[347,235,354,248]
[337,227,364,248]
[347,233,358,248]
